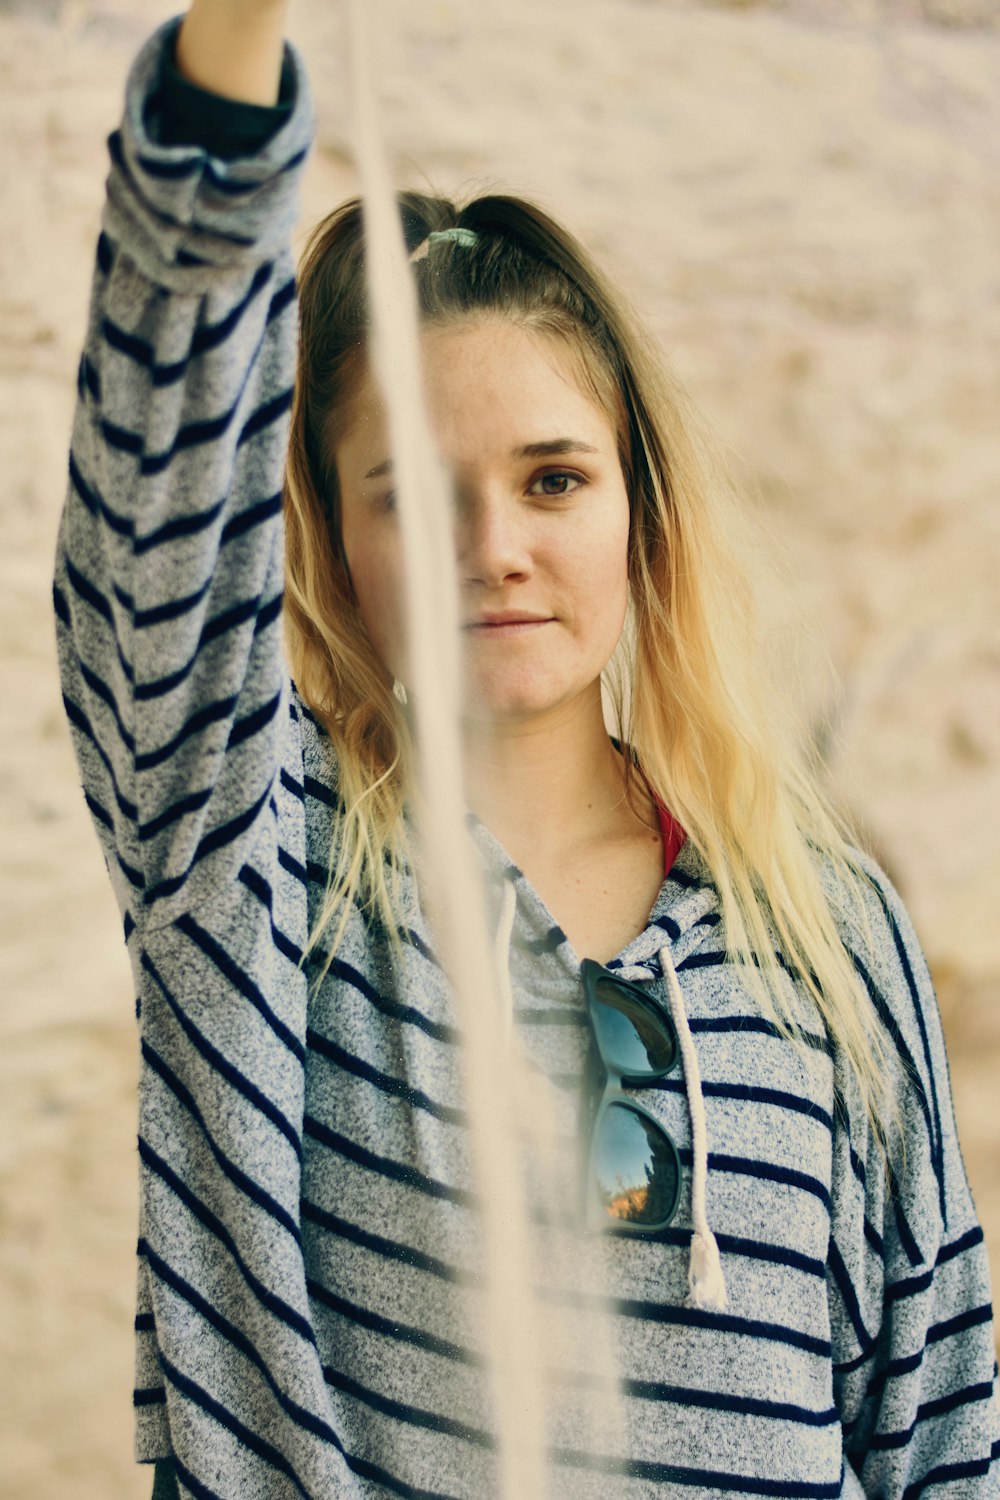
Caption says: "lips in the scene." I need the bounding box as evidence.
[462,612,552,635]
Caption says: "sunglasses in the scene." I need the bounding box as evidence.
[580,958,682,1235]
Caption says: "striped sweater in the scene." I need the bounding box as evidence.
[54,19,1000,1499]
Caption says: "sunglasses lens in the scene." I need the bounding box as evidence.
[591,976,676,1075]
[593,1102,680,1228]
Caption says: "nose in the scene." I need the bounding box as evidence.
[455,488,533,589]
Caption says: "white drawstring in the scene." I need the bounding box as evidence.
[659,944,729,1311]
[494,875,518,1047]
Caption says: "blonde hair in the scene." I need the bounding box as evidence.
[283,191,894,1136]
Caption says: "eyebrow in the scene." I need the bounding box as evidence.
[513,439,602,460]
[363,438,600,481]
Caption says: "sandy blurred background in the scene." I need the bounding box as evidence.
[1,0,998,1493]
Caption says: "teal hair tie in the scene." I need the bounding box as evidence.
[426,228,478,249]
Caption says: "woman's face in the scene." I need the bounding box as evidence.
[334,320,631,727]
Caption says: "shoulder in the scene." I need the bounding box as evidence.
[816,845,939,1061]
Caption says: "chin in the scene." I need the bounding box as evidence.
[460,669,587,727]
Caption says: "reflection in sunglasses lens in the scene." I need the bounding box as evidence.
[594,1102,679,1227]
[592,979,675,1074]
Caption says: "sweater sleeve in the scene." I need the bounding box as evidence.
[827,861,1000,1495]
[53,17,314,934]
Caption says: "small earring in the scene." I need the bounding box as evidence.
[392,679,408,705]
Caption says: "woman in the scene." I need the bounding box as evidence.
[54,1,999,1496]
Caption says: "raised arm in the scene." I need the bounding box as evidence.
[53,5,314,936]
[175,0,289,106]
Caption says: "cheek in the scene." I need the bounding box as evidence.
[568,502,632,629]
[342,525,408,679]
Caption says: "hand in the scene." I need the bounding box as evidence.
[175,0,291,107]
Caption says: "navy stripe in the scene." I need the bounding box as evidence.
[613,1375,837,1427]
[237,387,295,450]
[154,1349,317,1500]
[306,1031,467,1127]
[102,362,288,477]
[171,1456,224,1500]
[687,1013,831,1053]
[303,1116,477,1208]
[707,1230,825,1281]
[135,591,281,701]
[544,1286,832,1359]
[901,1453,997,1499]
[847,1301,994,1390]
[851,949,938,1206]
[134,1311,155,1332]
[278,845,309,887]
[96,230,114,275]
[238,864,305,965]
[865,1380,995,1452]
[133,691,237,771]
[144,778,274,907]
[323,956,459,1044]
[142,1038,301,1245]
[302,774,339,807]
[862,1217,884,1260]
[322,1361,495,1450]
[891,1188,926,1269]
[199,146,309,196]
[133,1386,165,1407]
[867,873,946,1215]
[143,1241,343,1454]
[137,1157,313,1344]
[688,1151,831,1210]
[926,1302,993,1346]
[827,1238,877,1359]
[937,1224,984,1267]
[655,1076,834,1131]
[64,552,121,631]
[139,785,212,841]
[280,768,305,800]
[300,1197,477,1288]
[519,925,568,956]
[69,449,133,537]
[176,913,304,1062]
[343,1450,464,1500]
[885,1266,934,1305]
[221,491,283,544]
[549,1448,843,1497]
[52,580,71,628]
[78,658,134,750]
[229,689,281,749]
[61,692,138,821]
[134,495,226,554]
[134,576,212,629]
[306,1276,482,1367]
[84,788,115,833]
[108,131,255,249]
[101,263,276,384]
[141,952,301,1157]
[77,352,97,401]
[117,850,146,890]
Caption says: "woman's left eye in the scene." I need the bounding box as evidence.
[528,471,584,498]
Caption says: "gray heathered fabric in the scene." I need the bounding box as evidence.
[54,19,1000,1500]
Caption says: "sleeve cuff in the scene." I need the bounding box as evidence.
[147,19,296,161]
[101,17,314,291]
